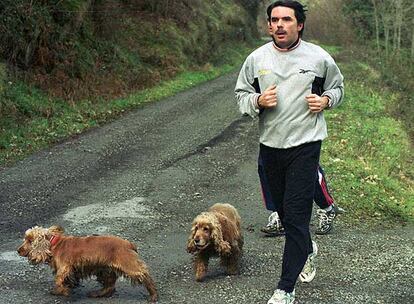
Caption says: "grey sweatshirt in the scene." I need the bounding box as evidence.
[235,40,344,149]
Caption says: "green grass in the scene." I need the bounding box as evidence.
[0,42,412,223]
[321,60,413,222]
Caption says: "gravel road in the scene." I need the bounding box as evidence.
[0,72,413,303]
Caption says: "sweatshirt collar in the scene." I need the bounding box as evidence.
[272,38,301,52]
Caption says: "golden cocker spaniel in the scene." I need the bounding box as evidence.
[187,203,243,281]
[17,225,158,303]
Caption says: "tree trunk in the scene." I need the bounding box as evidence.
[381,9,390,59]
[394,0,402,52]
[412,17,414,59]
[371,0,381,53]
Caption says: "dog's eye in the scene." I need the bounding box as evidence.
[203,227,209,232]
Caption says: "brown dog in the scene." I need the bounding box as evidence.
[186,203,243,281]
[17,225,158,303]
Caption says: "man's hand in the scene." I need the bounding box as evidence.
[258,85,277,108]
[305,94,330,113]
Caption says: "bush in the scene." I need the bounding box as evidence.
[0,0,259,101]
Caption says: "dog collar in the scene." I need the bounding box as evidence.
[49,235,60,247]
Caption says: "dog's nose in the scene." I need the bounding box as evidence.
[194,239,200,245]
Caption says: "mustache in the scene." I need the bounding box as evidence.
[276,30,287,35]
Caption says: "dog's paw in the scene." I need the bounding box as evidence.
[50,286,70,297]
[195,274,206,282]
[87,288,115,298]
[218,241,231,255]
[149,294,158,303]
[226,265,240,275]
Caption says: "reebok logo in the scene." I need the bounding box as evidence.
[299,69,312,74]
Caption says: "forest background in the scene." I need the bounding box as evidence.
[0,0,412,221]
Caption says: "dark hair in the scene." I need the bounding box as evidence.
[267,1,307,36]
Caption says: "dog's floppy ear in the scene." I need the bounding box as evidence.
[48,225,64,235]
[187,223,197,253]
[210,215,231,255]
[28,227,53,264]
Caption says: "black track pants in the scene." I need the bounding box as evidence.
[259,141,321,293]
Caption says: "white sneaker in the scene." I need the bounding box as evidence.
[299,240,317,283]
[315,208,336,235]
[261,211,285,236]
[267,289,295,304]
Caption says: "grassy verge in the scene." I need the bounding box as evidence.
[322,54,413,223]
[0,43,255,166]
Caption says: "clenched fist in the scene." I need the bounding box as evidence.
[258,85,277,108]
[305,94,330,113]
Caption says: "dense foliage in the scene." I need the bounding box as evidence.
[341,0,414,138]
[0,0,259,100]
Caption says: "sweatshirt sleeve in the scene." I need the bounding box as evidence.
[234,55,261,118]
[321,56,344,109]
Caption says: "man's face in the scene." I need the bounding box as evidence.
[268,6,303,48]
